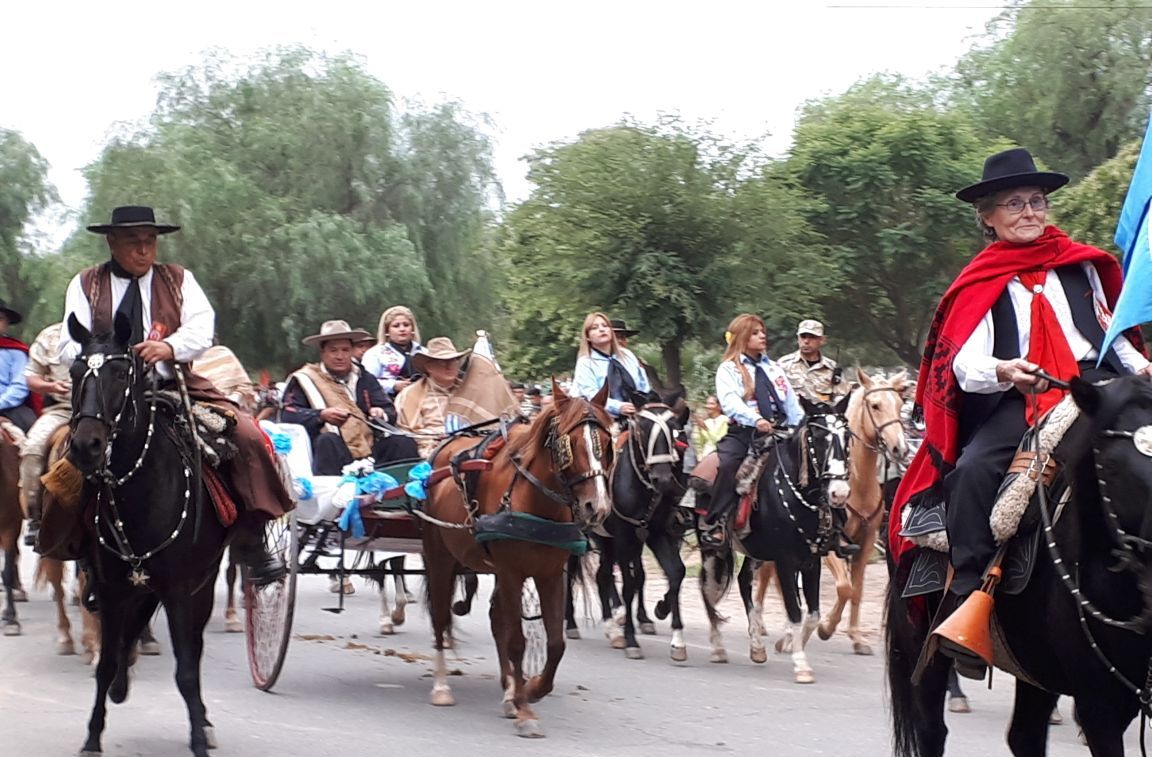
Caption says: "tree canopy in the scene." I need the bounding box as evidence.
[0,128,58,330]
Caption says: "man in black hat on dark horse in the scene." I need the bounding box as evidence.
[889,148,1151,677]
[0,299,39,432]
[58,205,292,585]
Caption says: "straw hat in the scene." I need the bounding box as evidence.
[301,319,373,347]
[411,337,471,373]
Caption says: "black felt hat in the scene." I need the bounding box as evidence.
[86,205,180,235]
[0,298,23,325]
[955,148,1069,203]
[610,319,639,338]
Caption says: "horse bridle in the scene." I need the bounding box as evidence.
[625,404,683,492]
[800,411,850,492]
[852,385,904,459]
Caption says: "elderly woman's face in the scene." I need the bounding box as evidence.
[983,186,1048,244]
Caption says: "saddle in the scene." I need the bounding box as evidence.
[687,447,767,535]
[899,397,1078,598]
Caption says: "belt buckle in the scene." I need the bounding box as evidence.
[1026,452,1051,483]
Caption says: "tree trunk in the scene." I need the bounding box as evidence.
[660,339,683,388]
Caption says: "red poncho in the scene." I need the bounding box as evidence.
[889,226,1142,568]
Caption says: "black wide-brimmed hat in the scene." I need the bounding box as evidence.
[86,205,181,235]
[955,148,1069,203]
[0,298,23,325]
[610,318,639,338]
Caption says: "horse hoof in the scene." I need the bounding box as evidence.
[452,601,469,616]
[639,622,657,635]
[795,669,815,684]
[139,640,161,656]
[430,687,456,707]
[502,699,517,718]
[79,750,102,756]
[565,627,581,640]
[710,650,728,664]
[774,637,792,654]
[1049,707,1063,725]
[404,591,417,603]
[949,696,971,714]
[816,624,833,641]
[225,617,243,634]
[12,588,27,603]
[670,645,687,662]
[654,600,669,620]
[515,719,545,739]
[624,647,644,660]
[3,623,21,637]
[750,647,767,664]
[852,641,873,656]
[57,640,76,655]
[609,636,626,650]
[204,726,218,749]
[390,608,406,626]
[379,622,395,636]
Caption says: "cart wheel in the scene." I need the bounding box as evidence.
[521,578,546,679]
[245,509,298,691]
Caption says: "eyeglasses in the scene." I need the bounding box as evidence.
[996,195,1049,215]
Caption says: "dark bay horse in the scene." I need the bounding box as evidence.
[591,398,689,660]
[422,381,614,737]
[887,375,1152,757]
[694,399,850,682]
[68,314,227,757]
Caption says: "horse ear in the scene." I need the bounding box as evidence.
[1070,377,1101,417]
[591,380,610,408]
[551,377,569,405]
[890,370,908,393]
[112,311,132,347]
[834,392,852,415]
[661,387,683,407]
[856,366,873,389]
[67,313,90,345]
[799,396,817,416]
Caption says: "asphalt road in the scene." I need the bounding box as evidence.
[0,556,1136,757]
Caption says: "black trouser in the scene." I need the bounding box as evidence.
[0,405,36,433]
[704,425,763,524]
[312,432,421,475]
[945,362,1116,594]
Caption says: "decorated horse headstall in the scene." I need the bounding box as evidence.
[622,404,684,492]
[798,412,850,492]
[504,407,613,516]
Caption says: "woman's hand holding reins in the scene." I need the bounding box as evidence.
[996,358,1050,395]
[619,402,637,416]
[755,418,775,434]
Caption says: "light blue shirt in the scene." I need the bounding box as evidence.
[715,354,803,428]
[0,346,30,410]
[572,348,650,417]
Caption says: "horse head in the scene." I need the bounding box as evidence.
[849,368,909,464]
[66,312,142,476]
[540,379,615,528]
[627,394,686,497]
[800,394,852,507]
[1067,375,1152,624]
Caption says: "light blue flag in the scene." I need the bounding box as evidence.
[1101,115,1152,361]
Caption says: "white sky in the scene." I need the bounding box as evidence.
[3,1,999,245]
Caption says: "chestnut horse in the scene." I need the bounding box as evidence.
[816,368,908,654]
[422,381,614,737]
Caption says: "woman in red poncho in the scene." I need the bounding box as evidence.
[892,148,1151,616]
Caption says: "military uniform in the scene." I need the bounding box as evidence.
[778,351,844,405]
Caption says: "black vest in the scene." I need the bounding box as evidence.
[957,264,1127,445]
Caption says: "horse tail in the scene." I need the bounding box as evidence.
[885,576,926,757]
[699,546,735,627]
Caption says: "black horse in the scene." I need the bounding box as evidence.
[693,397,850,682]
[586,399,689,660]
[68,314,228,757]
[887,375,1152,757]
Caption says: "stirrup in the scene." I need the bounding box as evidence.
[699,520,727,548]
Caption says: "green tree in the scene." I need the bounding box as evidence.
[0,128,58,331]
[499,117,817,386]
[72,48,500,371]
[952,0,1152,179]
[1056,140,1140,253]
[786,76,1008,365]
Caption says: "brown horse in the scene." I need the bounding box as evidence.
[816,368,908,654]
[422,381,614,738]
[1,424,22,636]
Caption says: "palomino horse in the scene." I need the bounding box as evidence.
[694,402,851,682]
[592,398,688,661]
[889,376,1152,757]
[816,368,908,654]
[68,314,228,757]
[0,420,21,636]
[422,381,614,737]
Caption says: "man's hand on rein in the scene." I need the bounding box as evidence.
[368,406,386,420]
[996,358,1049,395]
[133,339,175,366]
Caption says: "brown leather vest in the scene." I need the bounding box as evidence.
[79,262,185,338]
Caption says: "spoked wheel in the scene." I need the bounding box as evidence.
[521,578,546,678]
[245,509,298,691]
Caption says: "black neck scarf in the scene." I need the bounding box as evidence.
[388,340,414,378]
[747,356,784,424]
[108,258,145,345]
[595,349,638,404]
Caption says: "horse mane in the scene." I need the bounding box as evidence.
[507,397,602,470]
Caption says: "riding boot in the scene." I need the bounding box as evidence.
[78,559,99,613]
[23,489,42,548]
[230,517,286,588]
